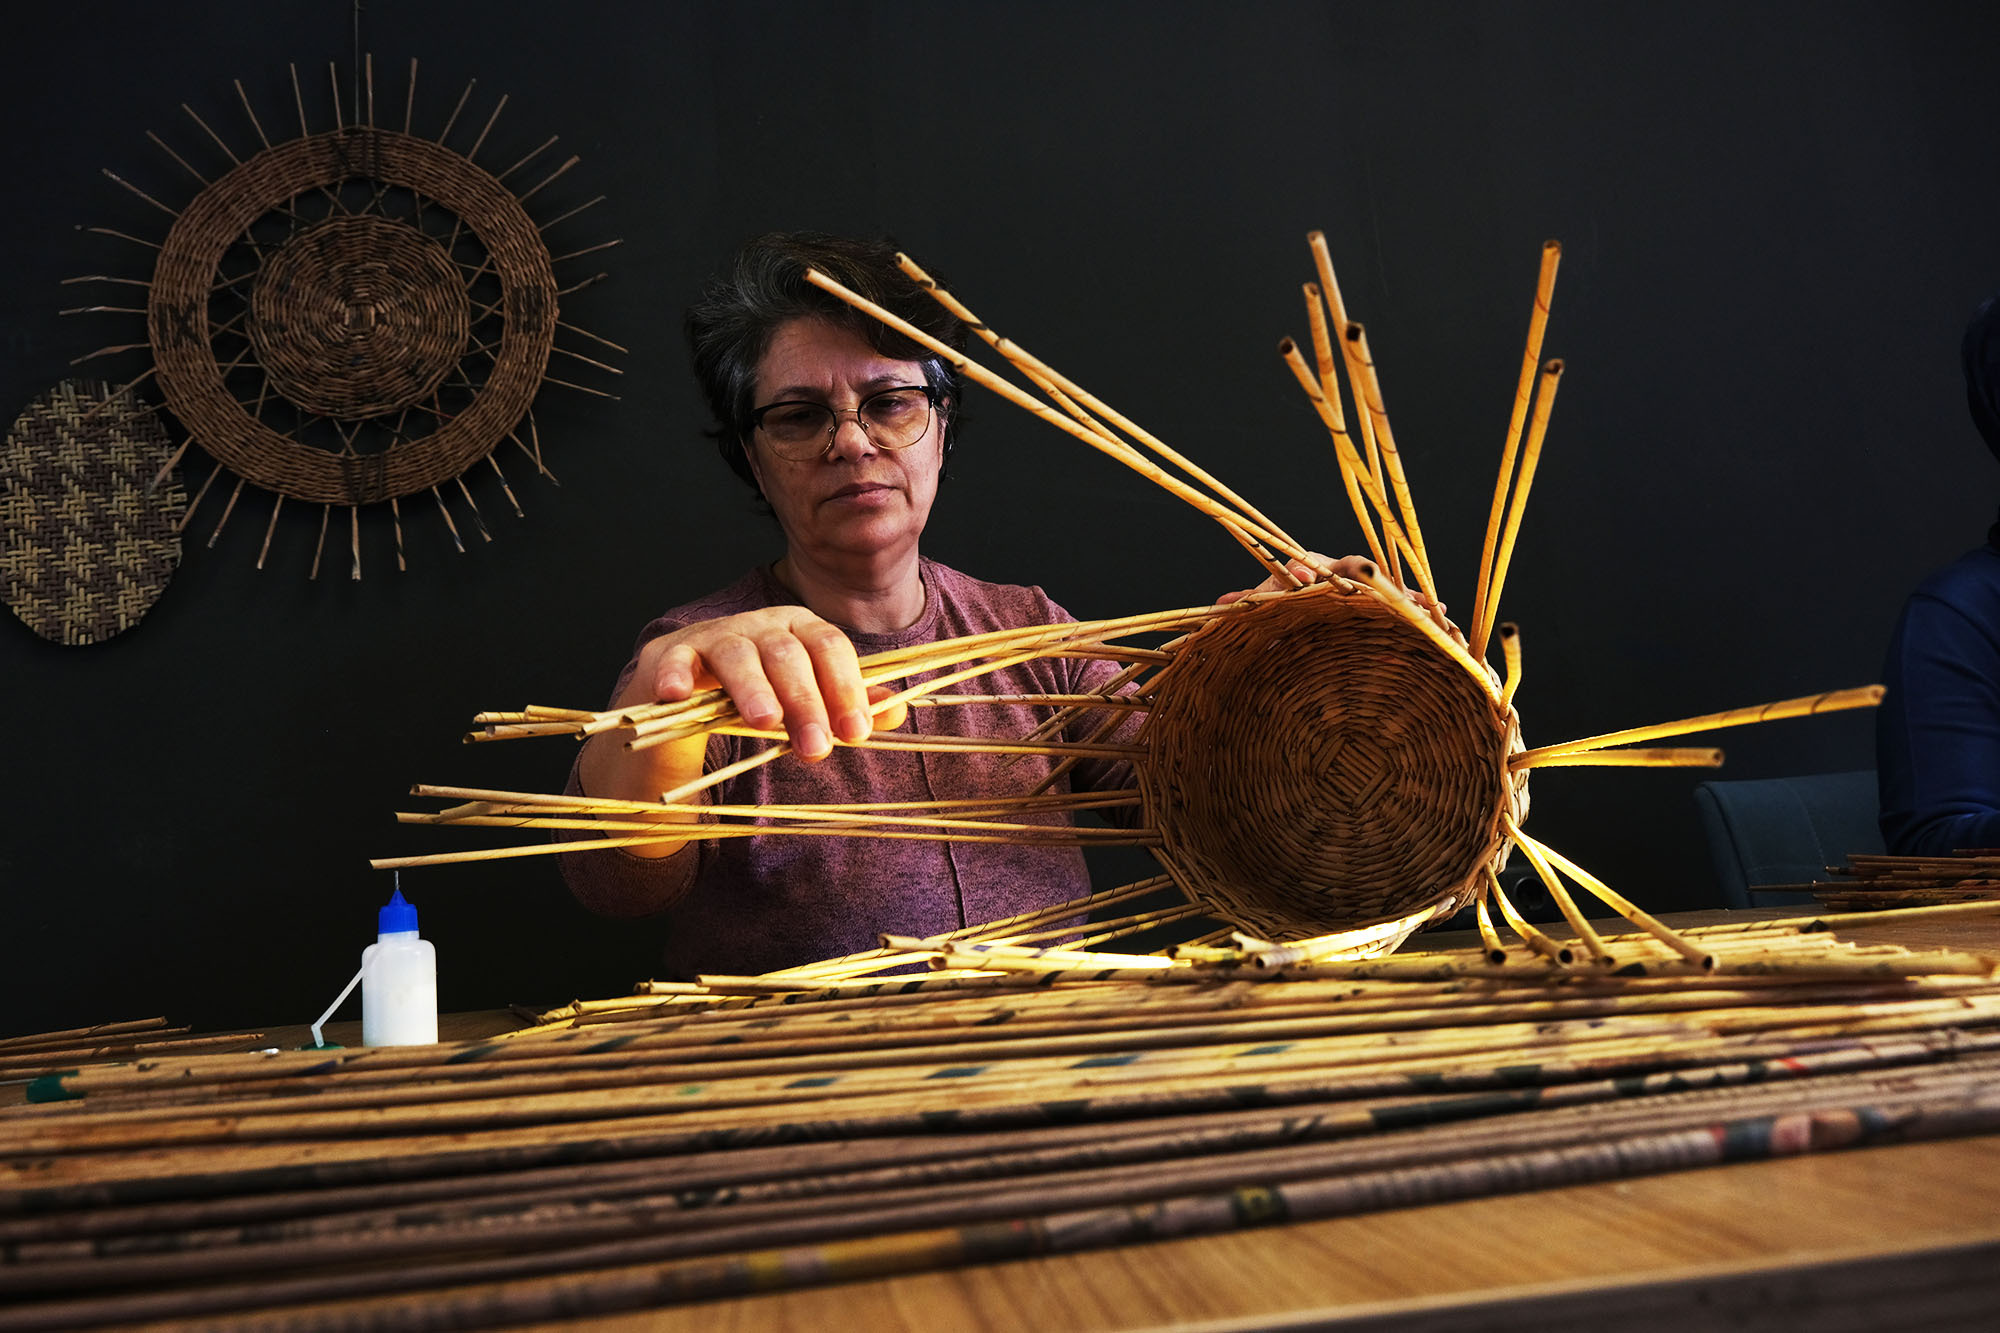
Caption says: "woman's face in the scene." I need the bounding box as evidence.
[744,317,946,569]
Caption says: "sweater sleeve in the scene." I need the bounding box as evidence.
[1877,590,2000,855]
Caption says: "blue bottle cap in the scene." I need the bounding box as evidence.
[378,886,419,936]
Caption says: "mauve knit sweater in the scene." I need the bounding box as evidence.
[560,559,1134,979]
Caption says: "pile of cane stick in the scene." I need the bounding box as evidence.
[1760,848,2000,908]
[3,903,1999,1331]
[0,1018,263,1085]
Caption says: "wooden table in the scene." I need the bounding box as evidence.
[14,909,1997,1331]
[510,908,2000,1332]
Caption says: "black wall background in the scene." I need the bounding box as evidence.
[3,1,1996,1036]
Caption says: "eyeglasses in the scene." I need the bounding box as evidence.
[748,385,935,461]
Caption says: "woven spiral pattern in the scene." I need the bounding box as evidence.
[0,380,185,645]
[1139,586,1519,938]
[249,215,470,418]
[147,126,557,505]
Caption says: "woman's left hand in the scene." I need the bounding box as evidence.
[1215,552,1376,605]
[1216,552,1465,645]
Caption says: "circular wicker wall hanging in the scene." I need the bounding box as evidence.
[0,380,186,644]
[70,58,621,577]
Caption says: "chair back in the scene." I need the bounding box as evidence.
[1692,770,1883,909]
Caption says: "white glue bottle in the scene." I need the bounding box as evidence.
[361,886,438,1047]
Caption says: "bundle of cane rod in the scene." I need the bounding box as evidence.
[3,904,1997,1332]
[378,232,1886,968]
[0,1018,264,1085]
[1752,848,2000,909]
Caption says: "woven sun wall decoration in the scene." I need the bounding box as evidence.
[0,379,186,644]
[379,234,1879,967]
[65,57,622,578]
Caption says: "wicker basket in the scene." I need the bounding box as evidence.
[1138,582,1526,938]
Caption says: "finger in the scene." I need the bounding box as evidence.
[699,632,787,732]
[866,682,909,731]
[1323,554,1375,582]
[796,618,873,743]
[1217,573,1285,605]
[752,630,838,761]
[646,640,713,702]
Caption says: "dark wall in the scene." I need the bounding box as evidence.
[4,2,1996,1036]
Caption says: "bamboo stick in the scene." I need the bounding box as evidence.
[651,738,789,801]
[1019,657,1160,795]
[1515,685,1886,764]
[1470,239,1561,657]
[1520,832,1714,968]
[411,783,1133,821]
[1475,358,1563,656]
[606,606,1205,746]
[907,692,1151,711]
[0,1019,169,1052]
[705,725,1144,761]
[1062,903,1209,949]
[1775,899,2000,929]
[1341,322,1437,600]
[403,809,1153,843]
[0,1034,264,1079]
[940,875,1180,943]
[890,939,1181,972]
[1521,747,1725,769]
[805,267,1309,562]
[897,251,1308,567]
[35,837,1990,1333]
[1306,231,1399,586]
[1296,282,1393,571]
[370,834,687,871]
[1482,870,1572,966]
[1504,821,1615,965]
[1474,874,1508,963]
[1278,336,1406,570]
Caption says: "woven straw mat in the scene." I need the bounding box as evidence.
[0,380,185,644]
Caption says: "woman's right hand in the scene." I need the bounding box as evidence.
[623,607,905,761]
[577,608,908,857]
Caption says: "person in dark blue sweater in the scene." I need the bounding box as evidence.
[1878,292,2000,855]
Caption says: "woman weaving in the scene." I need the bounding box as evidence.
[563,234,1356,977]
[562,235,1129,976]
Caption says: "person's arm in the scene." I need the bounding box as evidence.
[1878,593,2000,856]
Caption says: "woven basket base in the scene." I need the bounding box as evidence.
[1140,585,1514,939]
